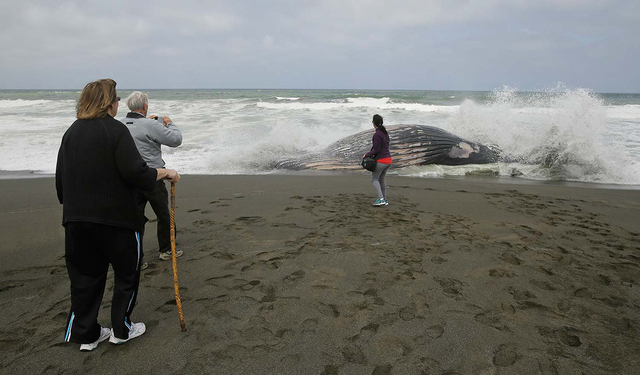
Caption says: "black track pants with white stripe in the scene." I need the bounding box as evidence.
[63,222,143,344]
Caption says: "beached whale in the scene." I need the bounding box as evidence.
[274,124,501,170]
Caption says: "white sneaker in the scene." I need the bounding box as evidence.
[79,327,111,351]
[109,322,146,344]
[159,250,183,261]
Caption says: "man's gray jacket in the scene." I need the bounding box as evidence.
[121,112,182,168]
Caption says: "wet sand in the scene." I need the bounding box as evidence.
[1,174,640,374]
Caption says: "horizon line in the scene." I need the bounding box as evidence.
[0,88,638,94]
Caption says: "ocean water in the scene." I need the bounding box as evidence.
[1,87,639,186]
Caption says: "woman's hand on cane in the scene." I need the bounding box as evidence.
[164,169,180,183]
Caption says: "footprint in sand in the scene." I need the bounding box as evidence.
[301,318,318,333]
[538,326,582,348]
[283,270,305,282]
[363,288,377,297]
[431,256,447,264]
[536,266,555,276]
[259,284,276,302]
[235,280,261,291]
[155,299,177,313]
[501,253,522,266]
[143,269,162,277]
[493,344,518,367]
[318,302,340,318]
[372,364,393,375]
[529,279,558,291]
[399,304,417,321]
[425,325,444,338]
[212,251,235,260]
[519,225,542,236]
[600,295,627,308]
[475,311,510,332]
[320,365,339,375]
[342,344,367,365]
[204,274,234,286]
[509,288,537,301]
[566,229,588,237]
[557,329,582,347]
[363,290,385,306]
[573,287,593,298]
[489,268,515,278]
[434,277,465,298]
[47,308,66,321]
[557,300,572,313]
[192,218,216,227]
[235,216,264,224]
[279,354,300,367]
[360,323,380,335]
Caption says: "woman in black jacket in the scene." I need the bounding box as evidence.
[56,79,180,351]
[363,114,392,206]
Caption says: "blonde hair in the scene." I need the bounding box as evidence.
[76,79,117,119]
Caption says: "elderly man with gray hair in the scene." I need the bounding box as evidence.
[121,91,183,268]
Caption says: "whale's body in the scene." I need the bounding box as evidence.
[274,124,500,170]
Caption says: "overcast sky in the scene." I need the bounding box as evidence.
[1,0,639,92]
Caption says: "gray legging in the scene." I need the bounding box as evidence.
[371,162,391,200]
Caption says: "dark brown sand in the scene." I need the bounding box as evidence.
[1,174,640,374]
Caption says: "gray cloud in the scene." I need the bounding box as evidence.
[0,0,638,92]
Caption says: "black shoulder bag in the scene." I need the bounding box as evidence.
[361,147,378,172]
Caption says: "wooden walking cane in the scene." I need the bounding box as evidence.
[170,182,186,331]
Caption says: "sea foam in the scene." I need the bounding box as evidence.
[435,87,640,184]
[1,88,638,185]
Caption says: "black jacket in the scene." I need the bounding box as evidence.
[55,115,157,232]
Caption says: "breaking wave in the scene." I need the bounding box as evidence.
[1,87,639,185]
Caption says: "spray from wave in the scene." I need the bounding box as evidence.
[438,86,640,184]
[1,88,638,185]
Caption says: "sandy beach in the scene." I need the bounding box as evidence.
[1,174,639,374]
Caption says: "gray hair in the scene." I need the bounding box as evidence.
[126,91,148,111]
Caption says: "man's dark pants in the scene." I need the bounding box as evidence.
[137,180,174,254]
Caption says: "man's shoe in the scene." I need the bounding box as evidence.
[159,250,183,261]
[109,322,146,345]
[373,199,386,206]
[383,199,389,206]
[140,261,149,270]
[79,327,111,351]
